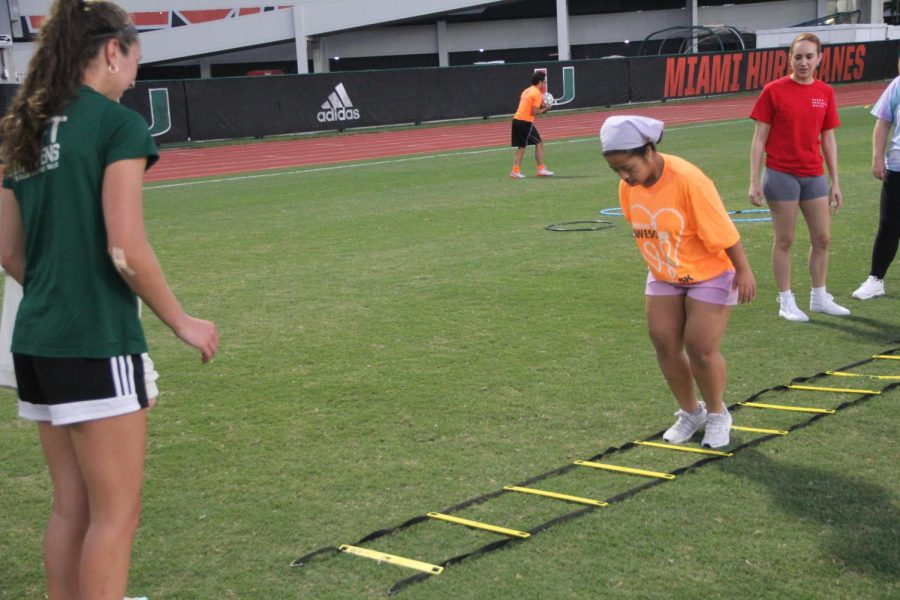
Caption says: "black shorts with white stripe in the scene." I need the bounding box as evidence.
[14,353,149,425]
[511,118,542,148]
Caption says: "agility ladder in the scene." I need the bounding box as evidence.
[291,348,897,595]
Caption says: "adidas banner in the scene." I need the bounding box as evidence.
[170,60,630,141]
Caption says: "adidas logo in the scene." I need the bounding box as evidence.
[317,83,361,123]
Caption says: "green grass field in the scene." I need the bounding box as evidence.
[1,106,898,599]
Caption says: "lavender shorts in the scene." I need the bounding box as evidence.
[645,270,738,306]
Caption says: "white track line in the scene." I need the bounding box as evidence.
[145,106,866,192]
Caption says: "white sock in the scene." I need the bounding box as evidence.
[811,286,827,299]
[778,290,794,301]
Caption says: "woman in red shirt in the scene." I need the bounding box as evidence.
[749,32,848,322]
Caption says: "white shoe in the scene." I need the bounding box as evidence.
[663,402,707,444]
[777,293,809,322]
[810,292,851,316]
[510,171,525,179]
[702,408,732,449]
[852,276,885,300]
[536,168,554,177]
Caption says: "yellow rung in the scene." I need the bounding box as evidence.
[731,425,788,436]
[872,354,900,360]
[426,512,530,539]
[574,460,676,480]
[739,401,836,414]
[503,485,608,507]
[788,384,880,395]
[634,440,733,457]
[339,545,444,575]
[826,370,900,380]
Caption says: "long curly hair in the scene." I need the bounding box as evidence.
[0,0,138,175]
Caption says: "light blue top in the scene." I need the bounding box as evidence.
[872,76,900,172]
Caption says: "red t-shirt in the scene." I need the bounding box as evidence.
[749,76,840,177]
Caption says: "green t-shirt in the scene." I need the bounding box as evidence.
[3,86,159,358]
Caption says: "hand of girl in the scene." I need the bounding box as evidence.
[829,184,843,214]
[748,182,765,207]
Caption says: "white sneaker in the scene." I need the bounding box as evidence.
[510,171,525,179]
[852,276,885,300]
[663,402,707,444]
[777,293,809,322]
[810,292,851,316]
[536,168,554,177]
[702,408,732,449]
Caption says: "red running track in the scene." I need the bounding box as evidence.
[146,81,886,182]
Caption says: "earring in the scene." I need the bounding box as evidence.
[108,64,120,74]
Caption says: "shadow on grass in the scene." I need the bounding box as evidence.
[806,314,900,344]
[718,447,899,578]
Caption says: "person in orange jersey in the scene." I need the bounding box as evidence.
[601,115,755,449]
[510,71,554,178]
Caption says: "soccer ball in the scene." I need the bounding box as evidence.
[542,92,555,109]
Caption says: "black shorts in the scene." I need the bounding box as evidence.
[15,353,152,425]
[511,119,542,148]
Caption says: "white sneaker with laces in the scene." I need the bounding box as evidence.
[702,408,732,449]
[510,171,525,179]
[536,168,554,177]
[777,293,809,322]
[852,276,885,300]
[663,401,707,444]
[810,292,851,316]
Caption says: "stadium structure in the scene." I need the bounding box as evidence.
[0,1,893,81]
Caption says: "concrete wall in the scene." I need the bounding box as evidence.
[3,0,879,76]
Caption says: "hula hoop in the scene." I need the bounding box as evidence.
[599,207,771,223]
[544,220,616,232]
[728,208,771,223]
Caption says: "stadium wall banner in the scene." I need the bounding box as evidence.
[632,40,899,102]
[3,39,889,144]
[165,59,630,141]
[121,81,190,145]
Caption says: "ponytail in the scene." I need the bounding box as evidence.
[0,0,138,174]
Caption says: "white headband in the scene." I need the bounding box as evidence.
[600,115,664,152]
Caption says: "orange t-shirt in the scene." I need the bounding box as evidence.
[514,85,543,122]
[619,154,739,284]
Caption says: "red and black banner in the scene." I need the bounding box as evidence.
[655,41,893,100]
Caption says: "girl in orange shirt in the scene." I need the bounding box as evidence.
[601,115,756,448]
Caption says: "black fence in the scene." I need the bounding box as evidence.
[90,39,900,144]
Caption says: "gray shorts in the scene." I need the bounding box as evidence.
[762,168,828,201]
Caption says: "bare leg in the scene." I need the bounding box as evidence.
[799,196,831,288]
[646,294,700,413]
[38,423,89,600]
[534,142,545,167]
[766,199,800,292]
[71,410,147,600]
[512,147,526,170]
[682,297,732,414]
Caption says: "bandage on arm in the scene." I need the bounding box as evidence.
[102,159,190,334]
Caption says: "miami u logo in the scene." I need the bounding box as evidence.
[534,66,575,105]
[147,88,171,136]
